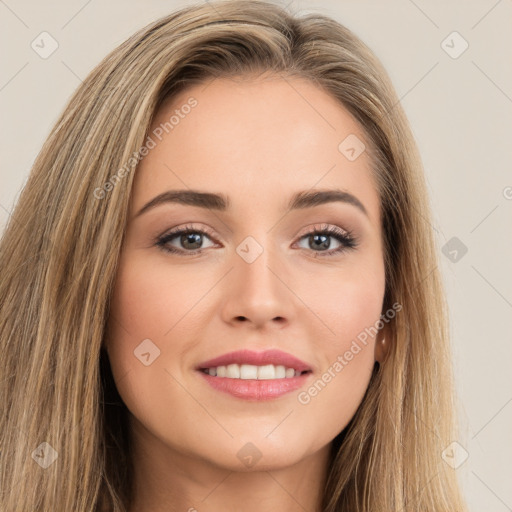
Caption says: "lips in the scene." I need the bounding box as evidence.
[196,349,312,373]
[198,371,311,400]
[195,349,314,400]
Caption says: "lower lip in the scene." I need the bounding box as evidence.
[197,371,312,401]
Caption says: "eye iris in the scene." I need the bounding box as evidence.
[310,233,330,250]
[181,232,202,250]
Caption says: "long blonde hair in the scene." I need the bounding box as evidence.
[0,1,466,510]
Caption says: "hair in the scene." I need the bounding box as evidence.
[0,1,467,510]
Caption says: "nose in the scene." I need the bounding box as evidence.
[220,240,296,329]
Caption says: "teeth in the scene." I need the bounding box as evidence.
[240,364,258,379]
[226,364,240,378]
[203,363,305,379]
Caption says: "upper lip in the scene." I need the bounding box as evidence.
[196,349,312,373]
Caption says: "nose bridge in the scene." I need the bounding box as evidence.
[236,232,283,297]
[222,231,294,326]
[238,235,277,289]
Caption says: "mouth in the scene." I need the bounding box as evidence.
[199,363,312,379]
[195,349,314,401]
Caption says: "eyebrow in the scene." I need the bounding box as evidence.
[135,188,368,218]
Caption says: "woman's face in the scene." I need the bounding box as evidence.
[106,73,387,473]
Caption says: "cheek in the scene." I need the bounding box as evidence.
[104,255,196,395]
[107,253,208,346]
[104,254,208,437]
[295,264,384,432]
[303,255,385,348]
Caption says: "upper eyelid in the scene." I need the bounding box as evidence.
[163,224,218,241]
[161,223,351,238]
[295,223,352,238]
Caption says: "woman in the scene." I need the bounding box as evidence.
[0,0,467,510]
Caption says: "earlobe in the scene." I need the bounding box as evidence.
[374,329,390,364]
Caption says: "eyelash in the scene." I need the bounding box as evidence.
[155,223,358,258]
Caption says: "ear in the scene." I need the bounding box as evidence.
[374,323,391,364]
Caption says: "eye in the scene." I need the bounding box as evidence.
[155,224,217,255]
[155,223,358,257]
[294,224,358,257]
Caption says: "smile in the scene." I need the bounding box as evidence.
[200,363,310,379]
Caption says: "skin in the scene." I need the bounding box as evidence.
[105,72,388,512]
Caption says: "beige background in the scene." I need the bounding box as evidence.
[1,1,511,510]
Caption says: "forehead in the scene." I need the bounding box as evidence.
[132,75,381,224]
